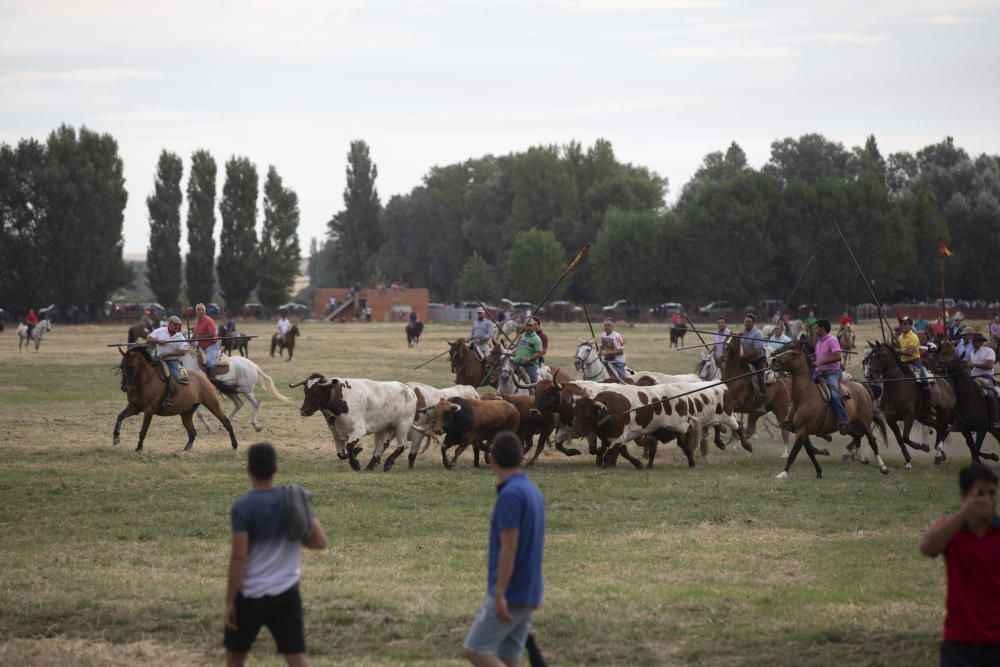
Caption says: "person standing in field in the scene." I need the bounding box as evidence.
[920,464,1000,667]
[225,443,327,667]
[463,431,545,667]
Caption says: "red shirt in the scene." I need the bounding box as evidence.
[932,322,946,337]
[193,316,217,350]
[839,315,853,328]
[935,516,1000,643]
[537,329,548,354]
[25,312,38,326]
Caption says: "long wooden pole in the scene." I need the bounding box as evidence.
[828,215,893,341]
[939,250,947,329]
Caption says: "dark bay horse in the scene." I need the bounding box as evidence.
[222,325,250,357]
[127,323,151,344]
[668,322,687,349]
[270,324,300,361]
[936,348,1000,464]
[113,346,239,452]
[865,342,954,468]
[771,341,888,478]
[448,338,500,389]
[406,320,424,347]
[719,336,793,453]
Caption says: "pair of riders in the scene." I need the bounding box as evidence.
[468,308,546,383]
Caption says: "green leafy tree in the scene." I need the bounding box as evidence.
[505,229,565,304]
[455,253,499,302]
[590,209,668,304]
[185,150,217,306]
[257,166,301,311]
[328,140,381,284]
[764,133,855,183]
[217,156,259,313]
[0,139,48,314]
[145,150,183,307]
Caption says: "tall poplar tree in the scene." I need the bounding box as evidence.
[217,156,259,313]
[145,150,183,306]
[257,166,301,311]
[327,140,381,284]
[185,150,217,306]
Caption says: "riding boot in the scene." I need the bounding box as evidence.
[206,366,215,380]
[162,379,176,409]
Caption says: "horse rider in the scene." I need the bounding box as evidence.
[146,315,189,408]
[766,322,791,356]
[532,315,549,364]
[931,318,947,342]
[713,317,731,367]
[948,314,967,342]
[192,303,219,378]
[468,307,494,362]
[276,310,290,346]
[990,314,1000,351]
[513,317,545,383]
[600,317,628,381]
[409,310,418,325]
[955,326,975,361]
[837,311,853,338]
[813,319,850,434]
[738,313,767,412]
[24,308,38,339]
[224,316,237,337]
[896,316,931,395]
[968,332,1000,430]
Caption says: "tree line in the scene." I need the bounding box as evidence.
[314,135,1000,310]
[0,124,301,317]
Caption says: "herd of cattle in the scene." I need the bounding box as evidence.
[285,361,751,474]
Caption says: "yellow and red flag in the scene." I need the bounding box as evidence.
[938,241,954,258]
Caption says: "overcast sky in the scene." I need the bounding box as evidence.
[2,0,998,256]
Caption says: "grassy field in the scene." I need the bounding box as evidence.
[0,318,987,666]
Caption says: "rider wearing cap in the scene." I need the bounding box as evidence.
[468,307,494,362]
[146,315,189,408]
[896,316,931,393]
[739,312,767,413]
[814,319,850,434]
[955,327,975,361]
[968,332,1000,430]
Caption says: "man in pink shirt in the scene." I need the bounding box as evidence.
[813,319,849,434]
[990,314,1000,351]
[192,303,219,378]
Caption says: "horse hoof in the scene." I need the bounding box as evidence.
[253,425,263,433]
[816,472,823,479]
[775,471,788,480]
[113,437,120,446]
[880,466,890,475]
[905,462,913,470]
[860,456,871,465]
[349,460,361,471]
[916,443,930,453]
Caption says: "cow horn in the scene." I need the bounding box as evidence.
[317,378,336,387]
[597,415,612,426]
[410,424,433,436]
[449,403,462,412]
[553,380,563,391]
[288,377,310,388]
[513,378,539,389]
[528,408,541,417]
[593,400,607,412]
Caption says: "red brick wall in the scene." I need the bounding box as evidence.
[313,287,429,322]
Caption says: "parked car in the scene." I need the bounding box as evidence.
[242,303,268,319]
[539,300,582,322]
[697,301,732,318]
[602,299,641,320]
[649,302,684,319]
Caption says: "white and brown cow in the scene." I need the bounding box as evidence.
[430,396,520,469]
[291,373,417,472]
[406,382,480,468]
[571,381,748,469]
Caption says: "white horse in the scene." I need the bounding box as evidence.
[696,350,721,381]
[17,319,52,352]
[180,349,291,431]
[572,340,627,382]
[496,347,535,398]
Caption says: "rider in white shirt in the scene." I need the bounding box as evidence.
[277,313,290,344]
[146,315,189,408]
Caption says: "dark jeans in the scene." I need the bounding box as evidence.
[815,370,849,423]
[940,639,1000,667]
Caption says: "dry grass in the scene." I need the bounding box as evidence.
[0,318,990,665]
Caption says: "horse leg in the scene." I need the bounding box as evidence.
[227,393,244,424]
[865,425,889,475]
[885,419,913,469]
[245,390,262,432]
[113,406,137,446]
[135,412,154,452]
[181,408,198,451]
[195,406,212,431]
[780,427,790,458]
[978,430,999,462]
[901,416,930,454]
[776,434,808,478]
[801,438,824,479]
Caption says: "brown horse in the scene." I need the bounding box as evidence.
[771,341,889,478]
[270,324,300,361]
[406,320,424,347]
[127,323,151,344]
[935,346,1000,465]
[720,336,793,451]
[865,341,954,468]
[448,338,500,389]
[837,326,856,368]
[113,346,239,452]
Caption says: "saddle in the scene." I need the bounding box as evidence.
[815,373,852,402]
[196,347,230,375]
[152,357,189,384]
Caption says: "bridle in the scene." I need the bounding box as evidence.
[574,342,606,381]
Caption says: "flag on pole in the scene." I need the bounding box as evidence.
[560,243,591,277]
[938,241,954,258]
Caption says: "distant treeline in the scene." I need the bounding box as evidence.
[313,135,1000,310]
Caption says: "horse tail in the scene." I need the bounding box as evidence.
[258,368,292,403]
[210,376,241,397]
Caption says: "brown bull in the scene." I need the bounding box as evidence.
[431,396,520,469]
[502,394,557,465]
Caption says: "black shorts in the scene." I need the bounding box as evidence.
[224,583,306,655]
[940,640,1000,667]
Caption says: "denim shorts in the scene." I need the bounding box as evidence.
[463,596,535,661]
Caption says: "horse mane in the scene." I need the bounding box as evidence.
[126,346,155,364]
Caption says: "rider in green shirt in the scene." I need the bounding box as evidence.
[513,318,544,383]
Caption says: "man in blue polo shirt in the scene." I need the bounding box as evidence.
[463,431,545,667]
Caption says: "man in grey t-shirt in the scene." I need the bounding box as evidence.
[225,443,327,667]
